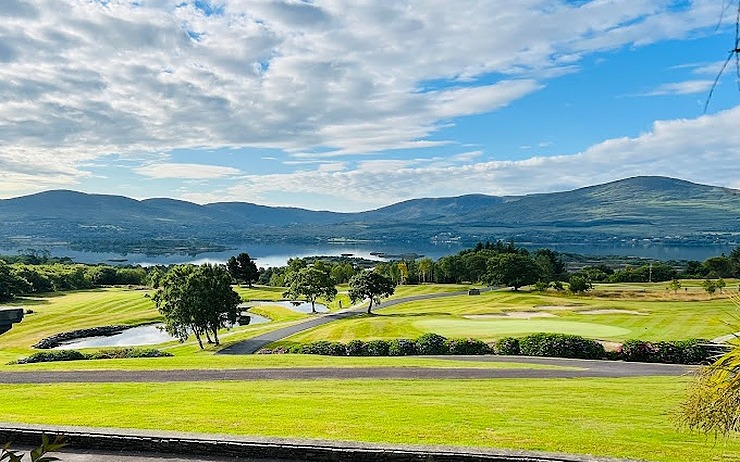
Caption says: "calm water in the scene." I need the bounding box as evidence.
[250,300,329,313]
[5,242,735,267]
[55,314,271,350]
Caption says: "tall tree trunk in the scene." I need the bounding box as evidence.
[367,299,374,314]
[194,330,204,349]
[212,328,220,346]
[205,329,213,344]
[311,300,316,313]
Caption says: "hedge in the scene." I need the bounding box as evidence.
[11,348,172,364]
[257,332,720,365]
[518,332,605,360]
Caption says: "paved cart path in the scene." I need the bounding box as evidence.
[0,356,694,383]
[218,288,490,355]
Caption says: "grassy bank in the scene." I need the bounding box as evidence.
[1,377,738,462]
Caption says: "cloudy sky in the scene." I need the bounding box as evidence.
[1,0,739,211]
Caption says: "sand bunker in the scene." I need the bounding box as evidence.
[534,305,582,311]
[578,309,646,316]
[465,312,557,319]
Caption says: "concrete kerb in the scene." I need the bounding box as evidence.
[0,423,638,462]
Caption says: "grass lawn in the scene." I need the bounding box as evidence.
[277,285,740,345]
[0,286,575,372]
[1,377,738,462]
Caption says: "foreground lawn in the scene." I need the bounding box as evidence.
[280,286,740,344]
[1,377,738,462]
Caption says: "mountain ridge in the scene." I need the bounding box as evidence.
[1,176,738,253]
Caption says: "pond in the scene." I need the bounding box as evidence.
[250,300,329,313]
[55,313,271,350]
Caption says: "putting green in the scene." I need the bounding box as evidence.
[415,318,632,339]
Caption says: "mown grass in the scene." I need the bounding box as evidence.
[1,377,738,462]
[0,286,568,372]
[277,283,740,345]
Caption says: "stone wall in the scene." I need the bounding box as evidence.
[0,425,631,462]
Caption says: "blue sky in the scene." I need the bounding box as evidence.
[0,0,739,211]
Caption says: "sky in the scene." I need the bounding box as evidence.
[1,0,739,212]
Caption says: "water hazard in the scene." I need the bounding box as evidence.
[250,300,329,313]
[55,312,271,350]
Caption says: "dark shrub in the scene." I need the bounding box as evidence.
[298,340,347,356]
[619,339,658,362]
[13,350,87,364]
[87,348,172,360]
[620,339,717,364]
[519,333,605,359]
[446,338,491,355]
[365,340,390,356]
[415,333,448,355]
[388,339,417,356]
[493,337,520,355]
[346,339,367,356]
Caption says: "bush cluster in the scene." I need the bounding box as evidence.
[619,339,721,364]
[518,332,605,359]
[257,332,717,365]
[11,348,172,364]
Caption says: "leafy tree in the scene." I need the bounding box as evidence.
[533,248,566,282]
[668,278,682,294]
[153,264,241,349]
[717,278,727,293]
[484,253,542,290]
[348,271,396,314]
[730,247,740,277]
[701,278,717,295]
[0,262,31,302]
[283,264,337,313]
[396,262,409,285]
[702,278,717,295]
[703,256,733,278]
[418,257,434,283]
[226,252,259,287]
[568,275,592,293]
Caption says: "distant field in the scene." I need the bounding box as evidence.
[1,377,738,462]
[277,282,740,345]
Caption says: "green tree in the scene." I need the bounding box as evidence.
[153,264,241,349]
[668,278,682,294]
[568,275,593,293]
[0,261,31,302]
[484,253,542,290]
[348,271,396,314]
[418,257,434,283]
[283,264,337,313]
[226,252,259,287]
[702,278,718,295]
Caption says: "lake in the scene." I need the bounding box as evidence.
[5,241,734,267]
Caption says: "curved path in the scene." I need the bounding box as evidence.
[218,288,490,355]
[0,356,694,383]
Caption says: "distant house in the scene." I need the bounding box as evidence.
[468,288,481,295]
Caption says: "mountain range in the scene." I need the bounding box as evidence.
[1,176,738,254]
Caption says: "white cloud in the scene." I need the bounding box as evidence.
[134,162,241,179]
[0,0,726,192]
[215,106,740,211]
[644,79,715,96]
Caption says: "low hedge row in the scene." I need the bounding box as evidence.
[260,332,721,365]
[11,348,173,364]
[618,339,727,365]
